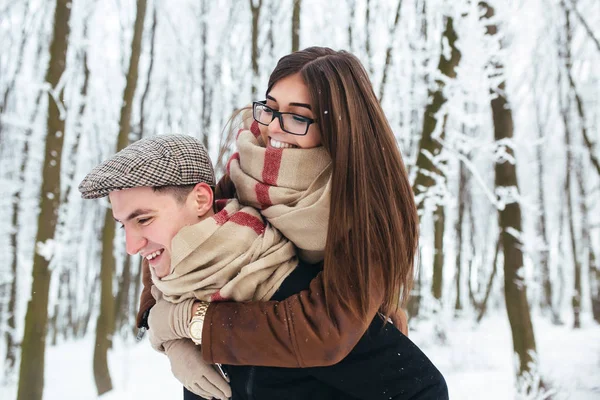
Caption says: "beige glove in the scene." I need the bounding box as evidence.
[148,285,195,352]
[163,339,231,400]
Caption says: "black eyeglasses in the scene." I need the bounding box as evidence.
[252,101,316,136]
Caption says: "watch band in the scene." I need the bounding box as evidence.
[193,301,209,321]
[189,301,210,345]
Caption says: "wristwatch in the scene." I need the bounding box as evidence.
[189,301,209,345]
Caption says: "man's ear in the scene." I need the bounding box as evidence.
[191,182,214,217]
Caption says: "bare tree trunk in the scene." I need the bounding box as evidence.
[575,158,596,325]
[413,16,460,302]
[137,4,156,142]
[249,0,262,98]
[407,251,423,318]
[494,90,539,379]
[378,0,403,102]
[555,194,567,318]
[432,206,444,300]
[94,210,117,395]
[454,162,467,313]
[199,0,211,148]
[590,248,600,323]
[532,83,555,319]
[559,3,582,330]
[131,257,143,336]
[564,119,581,329]
[476,239,500,323]
[364,0,374,76]
[480,1,539,383]
[413,15,460,208]
[347,0,355,51]
[16,1,71,399]
[291,0,301,52]
[94,0,147,395]
[115,256,132,335]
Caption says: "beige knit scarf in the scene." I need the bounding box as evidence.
[151,199,297,303]
[228,121,332,263]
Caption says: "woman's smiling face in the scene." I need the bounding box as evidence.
[260,73,322,149]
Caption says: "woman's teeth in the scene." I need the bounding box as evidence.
[146,250,163,260]
[270,138,297,149]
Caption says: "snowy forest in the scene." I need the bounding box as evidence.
[0,0,599,398]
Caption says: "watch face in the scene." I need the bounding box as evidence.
[190,320,203,340]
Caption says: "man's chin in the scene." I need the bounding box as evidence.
[150,262,169,279]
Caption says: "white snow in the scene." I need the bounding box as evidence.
[0,314,598,399]
[35,239,56,262]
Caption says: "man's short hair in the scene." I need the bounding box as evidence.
[153,184,198,204]
[79,134,215,199]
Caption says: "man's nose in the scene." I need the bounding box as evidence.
[125,229,146,255]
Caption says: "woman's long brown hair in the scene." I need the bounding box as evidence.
[267,47,419,322]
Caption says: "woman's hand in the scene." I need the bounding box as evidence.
[163,339,231,400]
[147,286,194,352]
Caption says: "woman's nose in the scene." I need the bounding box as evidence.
[268,116,285,134]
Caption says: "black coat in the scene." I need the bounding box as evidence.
[185,263,448,400]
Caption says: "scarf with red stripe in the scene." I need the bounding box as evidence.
[151,198,297,303]
[228,121,332,263]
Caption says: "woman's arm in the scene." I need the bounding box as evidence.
[139,260,408,367]
[201,271,407,368]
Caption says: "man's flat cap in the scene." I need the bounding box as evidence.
[79,134,215,199]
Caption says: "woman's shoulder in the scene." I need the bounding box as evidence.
[271,261,323,301]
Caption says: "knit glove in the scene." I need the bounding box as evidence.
[163,339,231,400]
[148,285,194,352]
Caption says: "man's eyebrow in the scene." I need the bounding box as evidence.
[114,208,153,223]
[266,95,312,110]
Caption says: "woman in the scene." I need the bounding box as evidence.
[144,47,447,399]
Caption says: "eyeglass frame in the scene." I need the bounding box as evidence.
[252,100,316,136]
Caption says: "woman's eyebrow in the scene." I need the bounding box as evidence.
[266,95,312,110]
[289,102,311,110]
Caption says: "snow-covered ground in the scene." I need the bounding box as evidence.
[1,314,599,399]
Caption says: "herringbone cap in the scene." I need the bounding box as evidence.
[79,134,215,199]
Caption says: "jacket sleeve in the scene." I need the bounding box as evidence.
[136,259,155,329]
[201,271,408,367]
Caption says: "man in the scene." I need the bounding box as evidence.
[79,134,232,400]
[79,135,447,400]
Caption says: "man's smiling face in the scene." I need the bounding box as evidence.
[109,185,207,278]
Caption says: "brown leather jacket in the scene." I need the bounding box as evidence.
[136,174,408,368]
